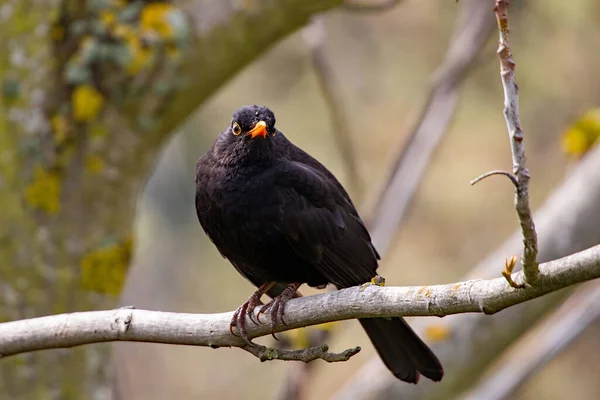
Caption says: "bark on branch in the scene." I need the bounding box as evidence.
[494,0,540,283]
[2,244,599,359]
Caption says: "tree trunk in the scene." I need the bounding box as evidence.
[0,0,341,397]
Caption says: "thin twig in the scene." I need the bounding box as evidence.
[470,170,518,187]
[343,0,402,12]
[494,0,539,284]
[1,244,599,358]
[242,343,361,363]
[302,18,363,200]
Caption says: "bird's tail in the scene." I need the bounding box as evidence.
[359,317,443,383]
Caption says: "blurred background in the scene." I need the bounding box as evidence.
[2,0,600,399]
[116,1,600,399]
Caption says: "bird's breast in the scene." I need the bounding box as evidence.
[205,165,281,234]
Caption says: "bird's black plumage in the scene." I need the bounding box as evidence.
[195,105,443,383]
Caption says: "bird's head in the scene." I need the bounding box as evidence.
[229,105,276,140]
[214,105,279,164]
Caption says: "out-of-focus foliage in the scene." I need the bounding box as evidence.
[562,109,600,157]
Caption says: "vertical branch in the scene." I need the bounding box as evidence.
[303,18,363,199]
[494,0,539,284]
[368,0,495,255]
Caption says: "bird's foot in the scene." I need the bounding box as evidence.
[257,282,302,340]
[230,283,274,345]
[230,293,263,345]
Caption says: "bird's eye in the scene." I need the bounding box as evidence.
[232,122,242,136]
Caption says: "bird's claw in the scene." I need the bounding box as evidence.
[257,297,286,340]
[257,283,301,340]
[230,292,263,345]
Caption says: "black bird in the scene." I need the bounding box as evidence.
[195,105,443,383]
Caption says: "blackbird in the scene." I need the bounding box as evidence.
[195,105,443,383]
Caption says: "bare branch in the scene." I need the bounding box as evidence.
[303,18,363,199]
[460,281,600,400]
[470,170,518,187]
[493,0,539,284]
[242,343,361,363]
[1,245,599,359]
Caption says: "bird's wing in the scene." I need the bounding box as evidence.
[274,161,378,288]
[195,156,215,232]
[285,141,353,199]
[194,154,231,260]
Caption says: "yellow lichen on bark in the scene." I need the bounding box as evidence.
[24,167,62,214]
[124,33,153,75]
[85,154,106,175]
[80,236,133,295]
[140,3,177,39]
[51,113,70,144]
[72,85,104,122]
[99,10,116,27]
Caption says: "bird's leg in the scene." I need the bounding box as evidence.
[257,282,302,339]
[230,282,275,345]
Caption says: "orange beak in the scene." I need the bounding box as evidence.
[247,121,268,139]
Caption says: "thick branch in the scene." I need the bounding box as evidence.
[1,245,599,358]
[494,0,539,283]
